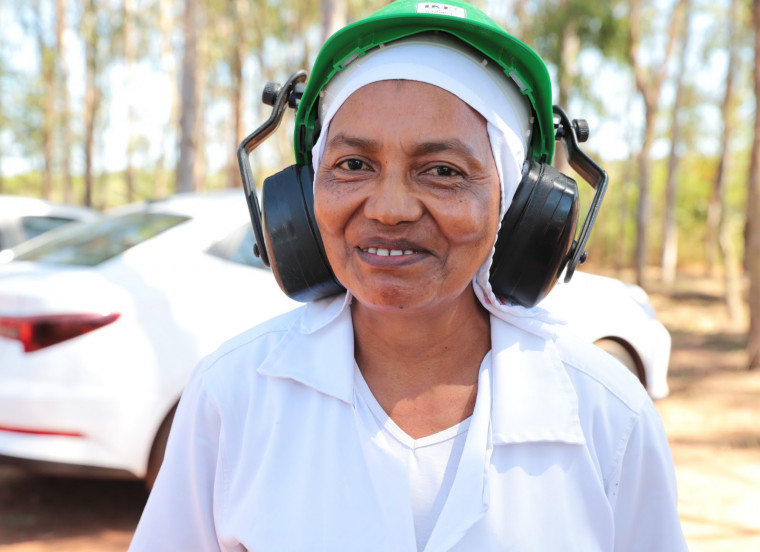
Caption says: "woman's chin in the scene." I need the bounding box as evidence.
[349,283,476,318]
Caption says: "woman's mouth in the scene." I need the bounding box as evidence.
[361,247,417,257]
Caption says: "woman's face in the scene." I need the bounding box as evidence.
[314,80,501,315]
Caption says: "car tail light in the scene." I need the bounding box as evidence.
[0,313,120,352]
[0,425,84,438]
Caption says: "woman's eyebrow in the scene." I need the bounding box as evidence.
[325,135,477,159]
[325,133,380,152]
[410,138,477,158]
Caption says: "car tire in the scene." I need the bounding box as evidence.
[145,404,177,491]
[594,338,647,388]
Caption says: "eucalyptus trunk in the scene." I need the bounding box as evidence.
[35,0,55,200]
[154,0,178,198]
[124,0,137,202]
[55,0,73,203]
[746,0,760,370]
[660,0,692,287]
[629,0,686,287]
[177,0,199,193]
[706,0,744,323]
[81,0,101,207]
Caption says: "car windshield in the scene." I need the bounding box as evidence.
[21,216,80,239]
[13,212,188,266]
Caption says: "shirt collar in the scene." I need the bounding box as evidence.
[489,316,585,445]
[258,294,585,445]
[257,294,356,404]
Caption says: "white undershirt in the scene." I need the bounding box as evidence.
[354,360,482,551]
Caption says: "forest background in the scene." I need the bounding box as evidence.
[2,0,760,368]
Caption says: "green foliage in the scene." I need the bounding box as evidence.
[528,0,630,64]
[577,146,749,269]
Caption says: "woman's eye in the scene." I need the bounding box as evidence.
[425,166,459,177]
[338,158,367,171]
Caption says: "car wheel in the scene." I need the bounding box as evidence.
[145,404,177,491]
[594,338,647,388]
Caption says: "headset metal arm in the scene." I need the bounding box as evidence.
[237,70,308,267]
[553,105,609,282]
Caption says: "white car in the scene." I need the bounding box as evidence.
[539,271,672,401]
[0,194,100,251]
[0,189,670,487]
[0,190,300,486]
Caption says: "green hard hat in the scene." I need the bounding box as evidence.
[293,0,555,165]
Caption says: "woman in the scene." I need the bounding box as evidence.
[130,1,687,550]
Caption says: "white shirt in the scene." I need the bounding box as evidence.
[129,294,687,552]
[354,361,474,550]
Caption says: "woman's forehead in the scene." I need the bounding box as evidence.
[324,81,490,160]
[330,80,487,131]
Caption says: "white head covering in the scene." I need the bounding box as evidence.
[311,34,563,338]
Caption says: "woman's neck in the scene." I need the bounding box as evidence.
[351,288,491,438]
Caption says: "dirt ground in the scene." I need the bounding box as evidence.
[0,271,758,551]
[645,271,760,551]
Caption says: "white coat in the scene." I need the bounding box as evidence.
[129,294,687,552]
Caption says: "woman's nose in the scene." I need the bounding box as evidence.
[362,170,423,225]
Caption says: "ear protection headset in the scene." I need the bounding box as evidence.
[238,0,608,308]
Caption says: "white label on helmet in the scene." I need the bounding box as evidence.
[416,3,466,18]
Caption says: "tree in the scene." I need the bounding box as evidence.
[123,0,137,202]
[80,0,108,207]
[629,0,687,287]
[153,0,178,198]
[55,0,73,202]
[33,0,56,199]
[0,0,4,194]
[177,0,199,193]
[321,0,347,43]
[660,0,693,287]
[527,0,628,109]
[223,0,245,189]
[747,0,760,370]
[703,0,745,323]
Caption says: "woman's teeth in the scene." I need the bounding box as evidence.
[364,247,415,256]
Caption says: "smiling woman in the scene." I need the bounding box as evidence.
[129,2,688,551]
[315,80,500,439]
[315,81,500,319]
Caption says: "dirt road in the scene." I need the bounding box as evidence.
[1,272,758,551]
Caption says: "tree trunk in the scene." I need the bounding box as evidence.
[707,0,744,323]
[177,0,199,193]
[35,1,55,200]
[635,107,656,286]
[124,0,137,202]
[0,0,4,195]
[155,0,178,198]
[553,2,578,174]
[661,0,692,287]
[82,0,101,207]
[514,0,529,43]
[321,0,346,44]
[746,0,760,370]
[226,0,247,190]
[55,0,73,203]
[629,0,686,287]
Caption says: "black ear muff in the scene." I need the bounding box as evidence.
[489,161,579,307]
[260,164,343,302]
